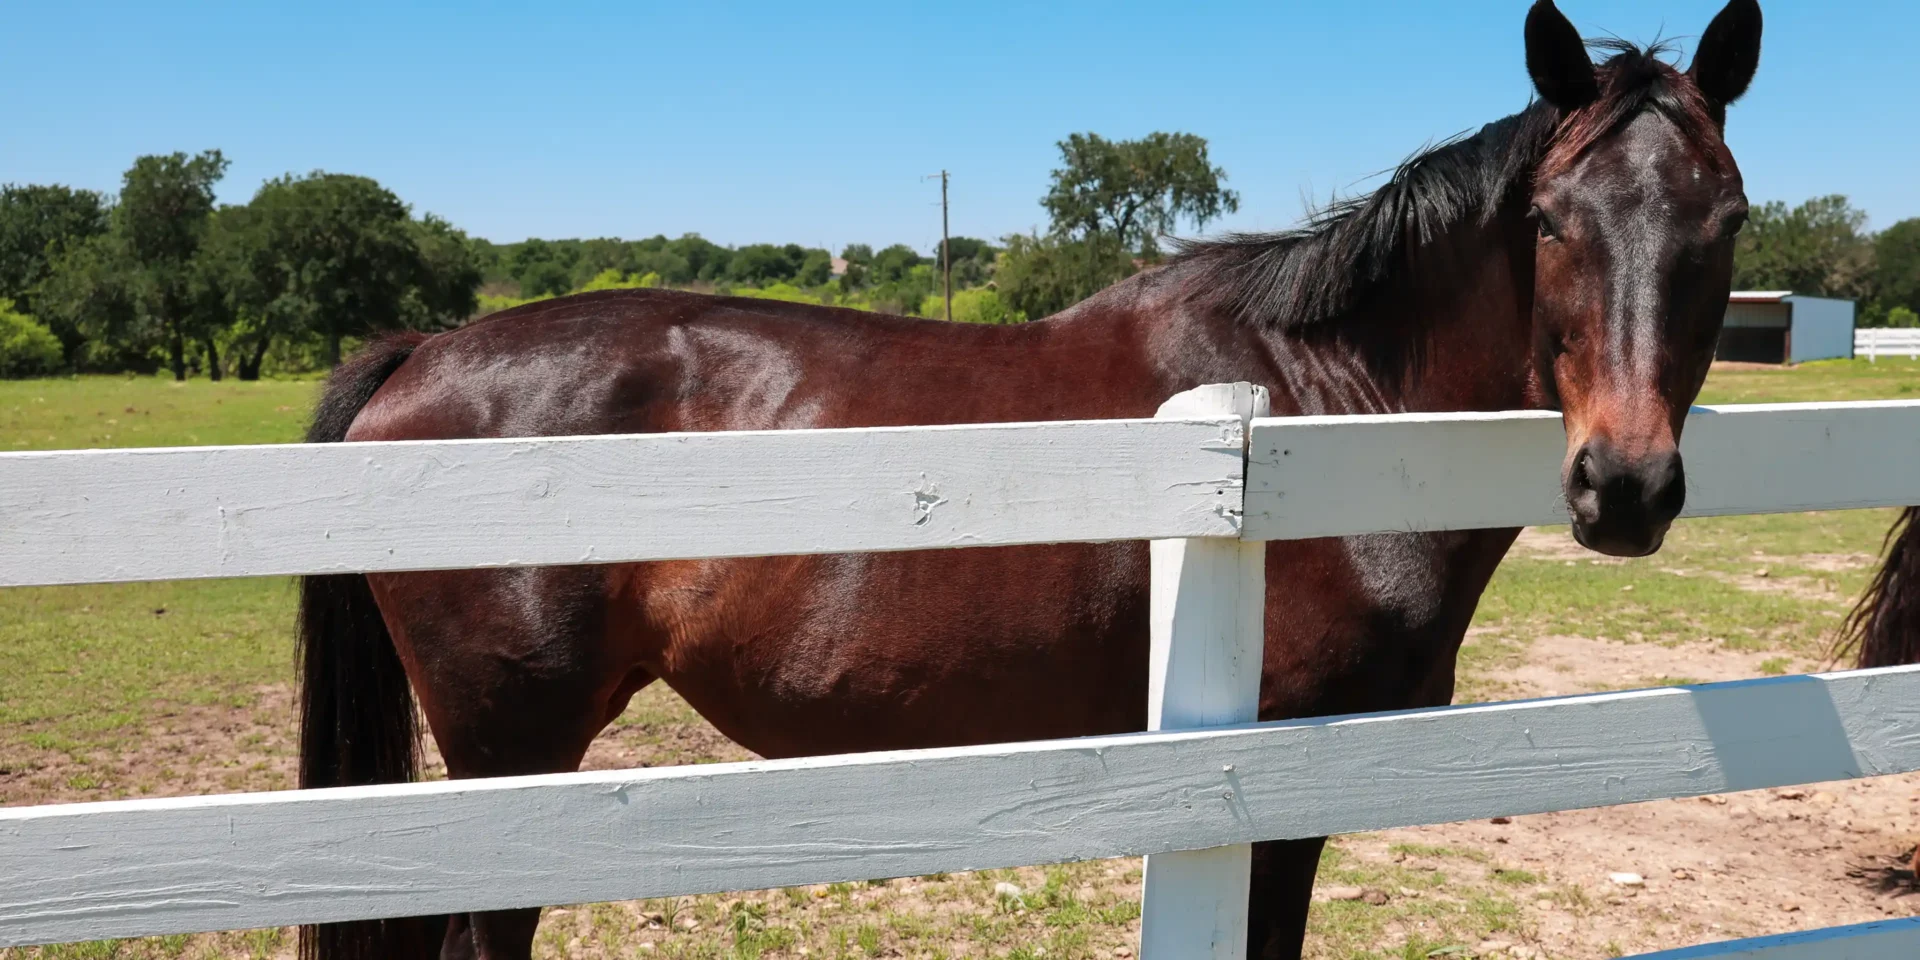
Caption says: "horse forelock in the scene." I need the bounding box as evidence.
[1540,41,1728,180]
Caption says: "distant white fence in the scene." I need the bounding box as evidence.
[1857,327,1920,361]
[6,388,1920,959]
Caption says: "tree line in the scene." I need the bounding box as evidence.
[469,132,1241,325]
[0,133,1244,379]
[474,234,1003,321]
[5,133,1917,380]
[1,152,484,381]
[1731,196,1920,327]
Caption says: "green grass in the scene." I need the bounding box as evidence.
[1474,528,1863,649]
[1,376,311,807]
[0,374,317,451]
[1694,356,1920,405]
[0,579,293,752]
[1308,843,1530,960]
[1457,508,1887,703]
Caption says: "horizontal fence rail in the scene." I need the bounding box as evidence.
[5,665,1919,947]
[1857,328,1920,361]
[1245,400,1920,540]
[7,401,1920,586]
[1627,917,1920,959]
[0,417,1246,587]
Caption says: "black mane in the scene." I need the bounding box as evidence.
[1170,41,1699,330]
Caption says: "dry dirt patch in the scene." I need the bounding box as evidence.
[1502,634,1799,697]
[1355,628,1920,958]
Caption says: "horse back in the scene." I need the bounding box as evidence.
[344,287,1176,444]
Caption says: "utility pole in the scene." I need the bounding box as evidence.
[927,170,952,321]
[936,169,952,322]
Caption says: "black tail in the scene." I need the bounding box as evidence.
[296,334,445,960]
[1840,507,1920,670]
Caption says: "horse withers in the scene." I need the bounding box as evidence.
[297,2,1762,957]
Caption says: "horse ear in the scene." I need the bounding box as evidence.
[1525,0,1598,110]
[1690,0,1763,107]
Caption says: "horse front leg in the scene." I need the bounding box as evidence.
[1245,837,1327,960]
[369,566,650,960]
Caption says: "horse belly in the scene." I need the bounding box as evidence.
[634,545,1151,760]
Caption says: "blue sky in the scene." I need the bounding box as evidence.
[6,1,1914,253]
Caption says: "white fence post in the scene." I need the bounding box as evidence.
[1139,382,1269,960]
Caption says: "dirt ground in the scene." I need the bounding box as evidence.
[1370,530,1920,958]
[1362,639,1920,958]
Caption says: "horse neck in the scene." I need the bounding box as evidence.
[1319,203,1540,416]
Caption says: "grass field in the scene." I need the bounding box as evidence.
[5,359,1920,960]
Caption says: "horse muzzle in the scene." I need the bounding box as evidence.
[1565,438,1685,558]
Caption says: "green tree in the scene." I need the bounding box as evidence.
[0,184,110,317]
[1041,132,1238,257]
[468,236,507,285]
[994,232,1135,321]
[507,239,574,297]
[405,214,485,329]
[1874,218,1920,320]
[567,237,643,289]
[221,172,425,368]
[935,236,999,289]
[860,247,935,315]
[112,150,230,380]
[726,243,801,286]
[867,244,923,285]
[838,243,874,291]
[668,234,731,283]
[938,236,995,264]
[637,246,693,286]
[1732,195,1875,301]
[795,248,834,287]
[193,203,270,378]
[33,233,149,372]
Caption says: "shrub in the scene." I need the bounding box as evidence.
[577,269,660,292]
[994,233,1134,320]
[727,282,824,305]
[920,287,1027,325]
[0,299,64,377]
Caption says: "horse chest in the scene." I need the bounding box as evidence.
[1257,530,1516,718]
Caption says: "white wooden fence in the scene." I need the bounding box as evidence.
[1856,327,1920,361]
[6,387,1920,958]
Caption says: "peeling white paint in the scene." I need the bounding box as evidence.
[0,418,1243,587]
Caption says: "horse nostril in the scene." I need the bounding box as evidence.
[1572,449,1596,492]
[1646,451,1687,516]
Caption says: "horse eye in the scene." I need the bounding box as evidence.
[1531,205,1561,241]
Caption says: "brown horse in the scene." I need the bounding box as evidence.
[1840,508,1920,879]
[1845,509,1920,672]
[297,3,1761,957]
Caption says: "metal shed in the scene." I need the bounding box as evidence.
[1717,291,1857,364]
